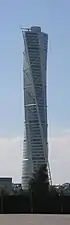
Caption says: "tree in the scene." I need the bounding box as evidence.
[49,185,58,196]
[29,163,49,198]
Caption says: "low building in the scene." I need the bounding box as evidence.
[0,177,12,194]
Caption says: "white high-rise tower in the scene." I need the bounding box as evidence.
[22,26,51,189]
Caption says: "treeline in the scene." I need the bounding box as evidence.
[0,164,70,213]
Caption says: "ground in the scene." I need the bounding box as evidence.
[0,214,70,225]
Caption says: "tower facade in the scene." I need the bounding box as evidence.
[22,26,48,189]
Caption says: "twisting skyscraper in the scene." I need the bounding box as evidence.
[22,26,50,189]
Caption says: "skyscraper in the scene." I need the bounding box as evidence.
[22,26,49,189]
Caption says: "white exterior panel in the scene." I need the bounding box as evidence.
[22,26,48,189]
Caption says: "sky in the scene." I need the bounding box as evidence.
[0,0,70,184]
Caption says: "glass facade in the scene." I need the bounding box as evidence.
[22,26,48,189]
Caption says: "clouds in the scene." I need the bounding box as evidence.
[0,136,23,183]
[0,132,70,184]
[49,132,70,184]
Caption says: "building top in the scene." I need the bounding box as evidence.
[21,26,48,37]
[31,26,41,33]
[0,177,12,181]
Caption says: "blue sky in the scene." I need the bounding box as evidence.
[0,0,70,183]
[0,0,70,137]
